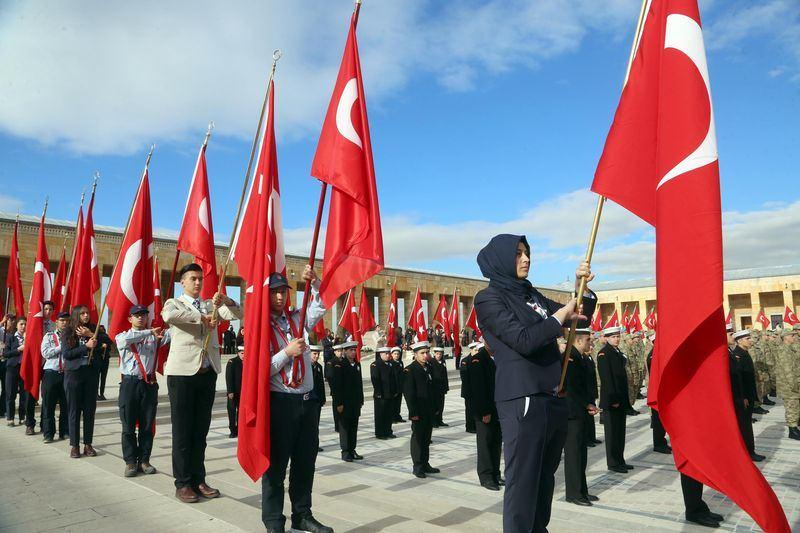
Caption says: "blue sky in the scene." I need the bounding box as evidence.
[0,0,798,287]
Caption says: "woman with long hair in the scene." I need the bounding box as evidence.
[61,305,108,458]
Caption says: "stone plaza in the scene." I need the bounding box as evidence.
[1,357,798,533]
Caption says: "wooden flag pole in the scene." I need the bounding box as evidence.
[167,121,215,299]
[198,51,281,356]
[89,146,154,361]
[558,0,649,394]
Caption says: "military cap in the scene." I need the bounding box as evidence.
[467,341,479,349]
[268,273,290,289]
[334,341,358,350]
[603,326,623,336]
[390,346,402,353]
[411,340,430,351]
[432,347,444,353]
[308,344,323,351]
[733,329,751,340]
[178,263,203,278]
[574,328,591,335]
[376,347,390,354]
[237,344,245,352]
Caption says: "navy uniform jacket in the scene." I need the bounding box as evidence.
[225,356,243,396]
[597,343,629,409]
[475,285,596,402]
[583,353,598,402]
[311,361,326,406]
[564,347,592,419]
[371,359,399,399]
[468,348,497,418]
[332,359,364,418]
[430,358,449,396]
[459,353,473,399]
[403,360,434,419]
[732,346,757,404]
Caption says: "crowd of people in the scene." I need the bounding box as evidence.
[1,246,799,533]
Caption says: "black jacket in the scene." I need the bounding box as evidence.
[332,359,364,418]
[311,361,326,406]
[3,332,24,366]
[403,360,435,419]
[225,356,243,396]
[371,358,399,399]
[459,353,473,399]
[597,343,629,410]
[468,348,496,418]
[583,353,598,402]
[564,346,592,419]
[732,346,757,404]
[430,358,449,396]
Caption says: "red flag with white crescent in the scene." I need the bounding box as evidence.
[5,220,25,317]
[629,307,644,333]
[591,1,788,530]
[20,210,51,400]
[724,309,732,328]
[105,168,154,339]
[433,294,451,340]
[310,8,384,308]
[386,282,398,346]
[644,309,658,330]
[603,310,620,329]
[448,289,461,359]
[465,305,481,340]
[338,289,362,360]
[51,245,67,314]
[62,206,83,312]
[783,306,799,327]
[69,190,100,322]
[590,310,603,332]
[358,286,376,333]
[407,288,427,341]
[621,306,631,333]
[755,309,770,330]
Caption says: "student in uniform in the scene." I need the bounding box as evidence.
[460,342,478,433]
[430,346,449,427]
[371,347,398,439]
[326,345,343,433]
[226,344,244,438]
[309,345,326,452]
[116,305,170,477]
[390,347,405,423]
[469,341,503,490]
[731,330,765,462]
[96,324,112,401]
[598,326,632,473]
[4,317,33,432]
[332,341,364,462]
[403,341,440,478]
[39,312,70,443]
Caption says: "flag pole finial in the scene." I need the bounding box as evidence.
[42,197,49,218]
[271,49,282,77]
[80,188,87,207]
[203,121,215,147]
[91,171,99,194]
[145,144,156,170]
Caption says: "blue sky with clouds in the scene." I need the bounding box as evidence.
[0,0,798,287]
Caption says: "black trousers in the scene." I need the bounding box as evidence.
[19,378,36,428]
[119,376,158,464]
[262,393,320,529]
[497,394,567,533]
[603,408,627,467]
[5,364,22,421]
[464,398,476,432]
[475,414,502,484]
[374,397,393,437]
[410,414,433,470]
[585,410,597,442]
[564,417,589,499]
[651,409,668,448]
[338,413,359,456]
[435,393,446,425]
[681,473,710,518]
[98,355,110,397]
[227,395,239,435]
[64,366,98,446]
[167,371,216,488]
[0,361,5,418]
[41,370,67,439]
[331,402,340,432]
[392,395,403,422]
[735,402,755,454]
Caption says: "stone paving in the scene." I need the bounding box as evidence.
[0,356,798,532]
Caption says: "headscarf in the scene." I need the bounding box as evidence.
[477,234,535,299]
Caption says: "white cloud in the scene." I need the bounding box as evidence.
[0,0,643,154]
[0,194,24,213]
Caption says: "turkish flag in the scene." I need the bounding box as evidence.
[621,306,632,333]
[151,258,169,375]
[465,305,481,340]
[755,309,770,330]
[311,10,384,309]
[724,309,733,328]
[449,289,461,359]
[313,316,326,342]
[62,206,83,312]
[591,1,788,530]
[407,288,427,341]
[232,79,286,483]
[339,289,362,360]
[51,245,67,314]
[177,142,220,299]
[20,211,51,400]
[386,282,398,346]
[603,310,620,329]
[629,307,644,333]
[433,294,451,340]
[69,190,100,322]
[105,168,154,339]
[590,310,603,332]
[358,286,376,333]
[644,309,658,330]
[783,306,799,327]
[5,220,25,317]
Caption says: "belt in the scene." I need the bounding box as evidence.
[532,392,558,398]
[122,374,156,382]
[44,369,63,375]
[271,391,312,401]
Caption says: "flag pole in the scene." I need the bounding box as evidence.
[199,51,281,356]
[61,188,88,312]
[89,146,155,361]
[558,0,649,394]
[297,0,362,334]
[4,213,21,315]
[167,121,215,299]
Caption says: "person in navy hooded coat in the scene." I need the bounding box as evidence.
[475,234,596,533]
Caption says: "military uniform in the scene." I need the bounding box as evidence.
[332,350,364,461]
[468,346,502,489]
[225,348,243,438]
[775,331,800,439]
[460,343,478,433]
[430,349,449,427]
[646,349,670,453]
[390,348,405,422]
[371,348,398,439]
[564,343,594,503]
[325,353,341,432]
[403,342,439,478]
[597,328,631,472]
[582,352,600,445]
[731,330,761,460]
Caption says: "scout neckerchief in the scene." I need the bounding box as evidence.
[52,331,63,372]
[270,312,305,388]
[128,335,153,384]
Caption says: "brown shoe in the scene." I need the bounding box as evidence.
[194,483,220,499]
[83,444,97,457]
[139,462,157,475]
[70,446,81,458]
[124,463,138,477]
[176,486,199,503]
[25,426,34,436]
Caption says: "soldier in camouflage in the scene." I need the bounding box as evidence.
[775,329,800,440]
[762,331,779,404]
[750,331,770,415]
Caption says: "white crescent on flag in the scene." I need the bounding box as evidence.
[335,78,363,149]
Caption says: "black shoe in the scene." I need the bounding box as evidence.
[566,497,592,506]
[495,477,505,486]
[587,494,599,501]
[706,511,724,521]
[750,453,766,462]
[789,427,800,440]
[387,434,397,439]
[592,439,602,444]
[626,408,638,416]
[291,515,334,533]
[753,407,769,415]
[686,514,720,528]
[42,436,54,444]
[413,469,427,478]
[587,442,596,448]
[433,423,440,428]
[623,464,634,470]
[342,454,353,462]
[439,422,449,427]
[375,435,389,440]
[466,429,477,434]
[653,445,672,454]
[481,481,500,491]
[762,397,776,406]
[751,418,758,423]
[228,432,237,438]
[352,452,363,460]
[265,523,285,533]
[318,446,324,452]
[608,466,627,473]
[423,464,440,474]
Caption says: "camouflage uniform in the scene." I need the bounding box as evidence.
[764,333,779,395]
[751,338,769,407]
[622,335,638,407]
[775,331,800,428]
